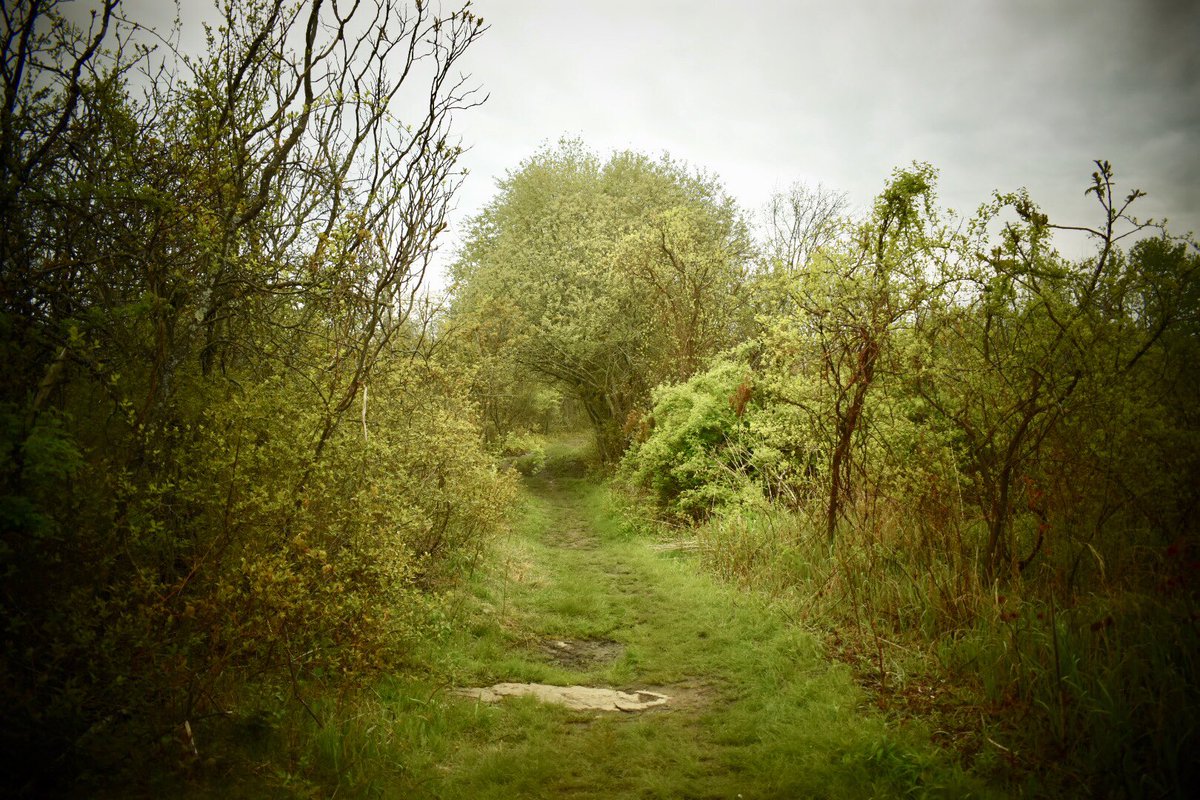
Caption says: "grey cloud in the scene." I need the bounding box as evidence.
[61,0,1200,274]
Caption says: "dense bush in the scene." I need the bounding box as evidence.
[0,0,503,789]
[618,163,1200,794]
[621,359,758,515]
[501,430,549,475]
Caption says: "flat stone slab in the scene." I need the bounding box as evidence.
[457,683,669,712]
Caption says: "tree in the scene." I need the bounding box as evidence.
[909,161,1193,581]
[449,141,751,460]
[761,181,849,276]
[764,165,946,541]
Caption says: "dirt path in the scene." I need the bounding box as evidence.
[421,442,997,799]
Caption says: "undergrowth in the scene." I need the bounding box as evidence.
[686,505,1199,798]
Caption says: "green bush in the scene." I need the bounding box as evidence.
[0,2,497,789]
[0,347,515,783]
[501,431,548,475]
[621,355,830,518]
[621,359,759,516]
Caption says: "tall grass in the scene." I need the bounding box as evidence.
[692,504,1199,797]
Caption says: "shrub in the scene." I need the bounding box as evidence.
[621,359,756,516]
[501,431,548,475]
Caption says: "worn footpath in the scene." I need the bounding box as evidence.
[413,440,998,799]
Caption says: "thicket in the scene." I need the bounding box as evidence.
[620,165,1200,795]
[452,144,1199,795]
[0,1,509,792]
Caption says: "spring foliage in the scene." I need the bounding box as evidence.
[3,0,1197,792]
[0,0,509,787]
[448,140,752,460]
[615,162,1200,794]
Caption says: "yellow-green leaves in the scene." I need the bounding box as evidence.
[449,140,752,461]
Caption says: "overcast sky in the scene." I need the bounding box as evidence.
[442,0,1199,278]
[101,0,1200,287]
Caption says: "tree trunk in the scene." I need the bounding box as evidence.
[825,335,879,542]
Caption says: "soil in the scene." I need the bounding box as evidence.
[536,637,624,669]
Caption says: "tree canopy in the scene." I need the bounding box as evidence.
[449,140,752,459]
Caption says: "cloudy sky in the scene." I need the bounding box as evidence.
[101,0,1200,285]
[443,0,1198,273]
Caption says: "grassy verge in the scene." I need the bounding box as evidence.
[687,505,1199,798]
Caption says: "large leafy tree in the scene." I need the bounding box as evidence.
[450,141,751,460]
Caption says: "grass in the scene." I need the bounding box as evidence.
[391,440,993,799]
[686,503,1200,798]
[119,433,1002,798]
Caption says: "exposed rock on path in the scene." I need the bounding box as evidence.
[458,683,669,712]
